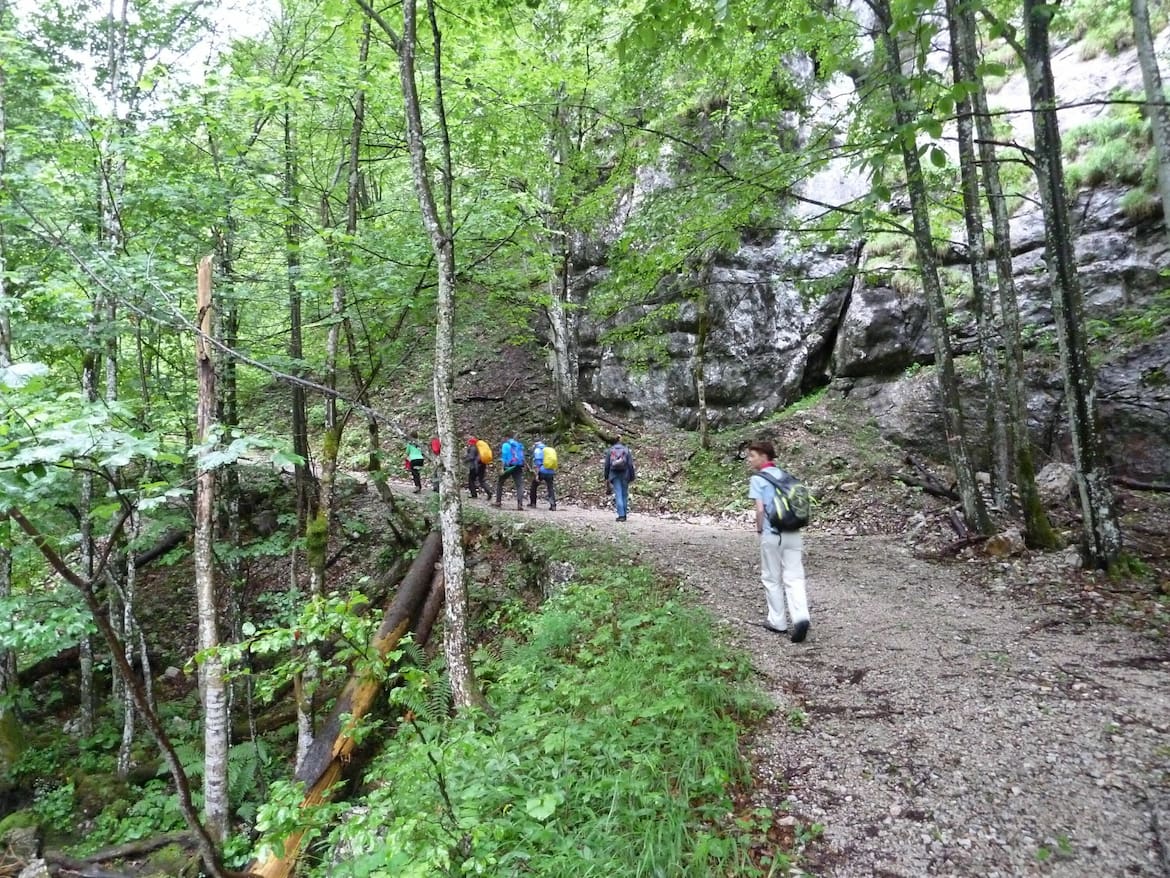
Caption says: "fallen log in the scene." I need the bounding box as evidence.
[134,528,189,569]
[247,529,443,878]
[1114,475,1170,493]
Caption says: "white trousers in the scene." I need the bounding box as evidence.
[759,530,809,630]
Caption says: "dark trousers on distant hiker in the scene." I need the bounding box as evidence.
[529,471,556,509]
[759,530,810,633]
[609,474,630,521]
[469,461,492,500]
[409,459,424,492]
[495,466,524,509]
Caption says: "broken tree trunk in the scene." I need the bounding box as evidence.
[247,529,443,878]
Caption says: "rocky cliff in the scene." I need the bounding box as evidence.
[574,34,1170,483]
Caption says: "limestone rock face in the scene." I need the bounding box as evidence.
[570,31,1170,481]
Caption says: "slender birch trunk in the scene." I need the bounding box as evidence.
[1020,0,1122,567]
[0,0,14,711]
[195,257,229,842]
[1130,0,1170,236]
[959,1,1056,547]
[871,0,989,534]
[358,0,483,709]
[0,0,20,755]
[946,0,1011,511]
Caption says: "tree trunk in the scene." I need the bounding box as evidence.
[946,0,1012,512]
[78,353,97,736]
[693,264,711,450]
[344,18,383,472]
[284,104,314,524]
[1131,0,1170,236]
[358,0,486,709]
[284,102,317,765]
[0,0,16,734]
[872,0,989,534]
[544,86,580,424]
[1021,0,1122,567]
[247,531,443,878]
[7,510,228,878]
[960,1,1057,548]
[195,257,229,843]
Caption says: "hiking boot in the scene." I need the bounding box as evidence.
[549,504,556,511]
[493,501,501,508]
[763,622,788,635]
[791,620,810,644]
[516,502,524,510]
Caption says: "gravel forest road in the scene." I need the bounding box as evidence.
[502,496,1170,877]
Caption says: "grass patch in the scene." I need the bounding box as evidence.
[1064,101,1152,193]
[294,530,776,877]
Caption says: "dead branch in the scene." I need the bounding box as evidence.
[133,528,189,568]
[1114,476,1170,493]
[919,534,989,559]
[894,455,961,500]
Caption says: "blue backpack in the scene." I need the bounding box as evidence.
[502,439,525,468]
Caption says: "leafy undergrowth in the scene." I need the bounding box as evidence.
[252,528,804,878]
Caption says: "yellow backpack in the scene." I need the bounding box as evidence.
[541,446,558,470]
[476,439,493,464]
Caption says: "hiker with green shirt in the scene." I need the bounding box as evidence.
[405,431,426,493]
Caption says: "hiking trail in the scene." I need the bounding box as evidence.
[486,495,1170,877]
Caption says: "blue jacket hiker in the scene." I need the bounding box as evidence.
[494,432,526,510]
[747,439,810,643]
[528,441,557,510]
[603,437,635,522]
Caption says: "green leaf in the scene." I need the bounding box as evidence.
[930,146,947,168]
[524,792,560,821]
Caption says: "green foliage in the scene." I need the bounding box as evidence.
[31,780,75,832]
[1064,101,1151,192]
[1085,289,1170,348]
[87,780,187,847]
[277,533,774,877]
[213,591,387,704]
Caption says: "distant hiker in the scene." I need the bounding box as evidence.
[603,436,635,522]
[528,440,557,511]
[429,436,442,493]
[747,439,811,643]
[494,431,526,510]
[405,431,426,493]
[465,436,493,501]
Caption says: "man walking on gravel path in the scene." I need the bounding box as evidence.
[747,439,810,642]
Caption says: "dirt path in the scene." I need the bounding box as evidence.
[483,495,1170,877]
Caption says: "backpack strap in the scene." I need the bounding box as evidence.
[755,470,786,527]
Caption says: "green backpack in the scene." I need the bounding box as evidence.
[757,469,812,532]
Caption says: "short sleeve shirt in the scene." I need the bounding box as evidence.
[749,467,779,520]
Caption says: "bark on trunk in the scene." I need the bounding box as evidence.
[355,0,483,709]
[1131,0,1170,236]
[0,8,15,727]
[872,0,990,534]
[1021,0,1122,567]
[961,1,1057,548]
[195,257,229,843]
[946,0,1011,512]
